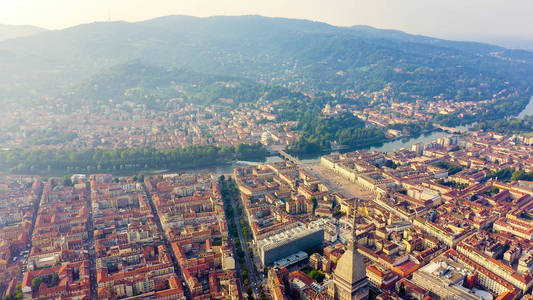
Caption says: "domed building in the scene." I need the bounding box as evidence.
[261,131,272,145]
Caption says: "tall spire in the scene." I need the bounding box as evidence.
[348,198,358,251]
[328,197,369,300]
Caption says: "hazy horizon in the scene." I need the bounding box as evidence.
[1,0,533,50]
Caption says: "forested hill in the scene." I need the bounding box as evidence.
[0,24,46,41]
[1,15,532,104]
[72,61,306,107]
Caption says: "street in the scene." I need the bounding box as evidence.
[85,182,98,299]
[142,182,192,300]
[18,181,43,283]
[224,179,263,299]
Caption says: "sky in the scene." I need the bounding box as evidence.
[1,0,533,48]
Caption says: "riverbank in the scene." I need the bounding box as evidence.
[4,96,532,178]
[289,129,456,164]
[290,96,533,162]
[0,129,466,177]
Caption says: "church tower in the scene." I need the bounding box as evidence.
[329,199,369,300]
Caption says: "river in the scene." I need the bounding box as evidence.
[178,130,463,175]
[129,96,533,176]
[297,130,456,164]
[293,96,533,165]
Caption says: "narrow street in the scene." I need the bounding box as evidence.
[20,180,43,282]
[29,181,43,243]
[85,182,97,299]
[142,182,191,300]
[220,183,247,297]
[224,178,261,300]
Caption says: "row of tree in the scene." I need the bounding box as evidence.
[434,95,531,127]
[469,115,533,134]
[0,143,267,175]
[433,161,463,175]
[2,284,22,300]
[489,168,533,182]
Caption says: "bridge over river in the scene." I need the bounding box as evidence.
[267,145,301,164]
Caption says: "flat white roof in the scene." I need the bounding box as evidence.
[38,256,56,263]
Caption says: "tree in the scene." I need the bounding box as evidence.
[384,160,399,169]
[512,169,525,181]
[31,277,43,292]
[61,176,72,187]
[15,284,22,300]
[49,273,59,287]
[259,287,268,300]
[310,196,318,209]
[246,287,255,300]
[0,143,262,175]
[309,270,325,283]
[398,283,406,297]
[491,187,500,195]
[1,283,23,300]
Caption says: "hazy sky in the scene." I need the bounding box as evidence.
[2,0,533,45]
